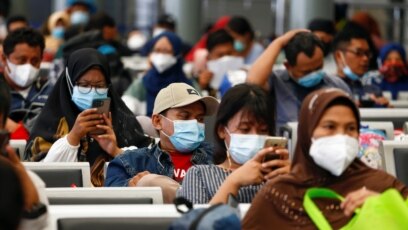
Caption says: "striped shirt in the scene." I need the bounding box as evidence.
[176,164,263,204]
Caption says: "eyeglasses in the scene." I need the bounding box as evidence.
[343,49,373,59]
[75,83,109,95]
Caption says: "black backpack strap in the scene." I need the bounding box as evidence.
[173,197,194,214]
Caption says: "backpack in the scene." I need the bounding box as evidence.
[169,197,241,230]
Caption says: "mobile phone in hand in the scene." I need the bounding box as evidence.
[0,130,10,157]
[263,136,287,163]
[92,98,111,116]
[89,98,111,135]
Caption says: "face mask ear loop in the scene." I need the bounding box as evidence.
[223,127,233,172]
[65,67,73,96]
[159,114,173,137]
[340,52,348,69]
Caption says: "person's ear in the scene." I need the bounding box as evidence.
[334,50,344,67]
[283,60,291,71]
[217,124,226,140]
[151,114,162,130]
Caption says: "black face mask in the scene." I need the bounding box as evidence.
[322,42,332,57]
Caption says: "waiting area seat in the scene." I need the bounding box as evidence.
[23,162,92,187]
[390,100,408,108]
[57,217,175,230]
[9,139,27,159]
[403,122,408,134]
[46,187,163,205]
[379,140,408,186]
[359,108,408,129]
[47,204,251,230]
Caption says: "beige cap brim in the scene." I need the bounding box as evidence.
[169,96,219,116]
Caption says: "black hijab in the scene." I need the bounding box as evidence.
[27,48,151,185]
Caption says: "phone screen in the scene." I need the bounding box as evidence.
[0,130,10,157]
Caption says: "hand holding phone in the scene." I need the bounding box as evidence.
[89,98,111,135]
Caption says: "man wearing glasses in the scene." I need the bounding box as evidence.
[333,24,389,107]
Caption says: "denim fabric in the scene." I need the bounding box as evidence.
[104,141,213,187]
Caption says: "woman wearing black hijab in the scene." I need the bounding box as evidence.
[26,48,151,186]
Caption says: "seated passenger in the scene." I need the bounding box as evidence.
[0,80,48,230]
[332,23,389,107]
[122,31,193,116]
[177,84,290,204]
[105,83,218,187]
[1,28,53,139]
[43,10,70,61]
[367,43,408,100]
[247,30,351,130]
[195,29,243,97]
[185,16,230,62]
[26,48,150,187]
[226,16,264,65]
[243,88,408,229]
[6,15,29,33]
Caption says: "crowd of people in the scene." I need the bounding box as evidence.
[1,0,408,229]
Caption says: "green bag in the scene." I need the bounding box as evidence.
[303,188,408,230]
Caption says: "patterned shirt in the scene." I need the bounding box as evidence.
[177,164,262,204]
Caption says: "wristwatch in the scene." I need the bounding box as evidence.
[22,202,47,219]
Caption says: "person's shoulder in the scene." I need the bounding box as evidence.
[271,68,287,77]
[184,164,214,180]
[252,42,265,51]
[116,145,155,162]
[191,164,214,172]
[322,74,351,94]
[270,69,289,83]
[198,141,214,151]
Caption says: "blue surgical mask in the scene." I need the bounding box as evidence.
[225,128,266,164]
[52,26,65,39]
[72,86,108,111]
[341,53,360,81]
[161,116,205,153]
[343,66,360,81]
[70,11,89,25]
[297,70,324,88]
[234,40,246,53]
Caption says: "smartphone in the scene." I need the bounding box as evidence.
[0,130,10,157]
[89,98,111,135]
[92,98,111,116]
[263,136,288,163]
[264,136,287,148]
